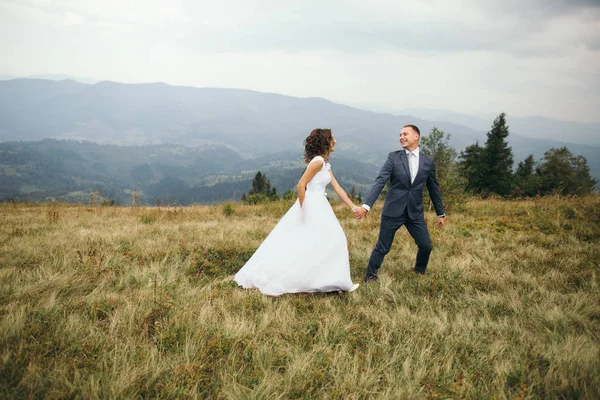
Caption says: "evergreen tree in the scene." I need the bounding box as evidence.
[536,147,596,195]
[483,113,513,196]
[249,171,271,195]
[516,155,535,177]
[512,154,540,197]
[460,141,487,194]
[269,187,279,201]
[243,171,278,204]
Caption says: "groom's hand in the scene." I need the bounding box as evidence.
[435,216,445,229]
[353,207,367,219]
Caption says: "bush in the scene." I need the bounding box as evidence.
[222,202,235,217]
[283,189,297,201]
[242,193,270,205]
[101,199,116,207]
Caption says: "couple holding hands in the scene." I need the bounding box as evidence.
[235,125,445,296]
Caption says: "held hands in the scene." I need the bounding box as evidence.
[352,206,368,219]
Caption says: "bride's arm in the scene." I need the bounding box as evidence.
[329,171,356,211]
[297,161,323,207]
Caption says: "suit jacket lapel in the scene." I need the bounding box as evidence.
[400,151,412,187]
[416,153,426,184]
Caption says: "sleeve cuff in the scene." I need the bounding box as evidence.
[438,214,445,218]
[361,204,371,211]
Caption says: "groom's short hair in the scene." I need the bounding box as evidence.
[403,124,420,136]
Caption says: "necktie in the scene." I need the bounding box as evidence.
[409,152,417,183]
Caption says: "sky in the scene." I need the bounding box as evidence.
[1,0,599,123]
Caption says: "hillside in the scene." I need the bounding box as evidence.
[1,79,598,179]
[0,197,598,398]
[0,140,379,204]
[1,79,598,203]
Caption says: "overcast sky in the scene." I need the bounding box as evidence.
[1,0,599,123]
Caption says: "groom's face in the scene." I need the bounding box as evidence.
[399,127,419,150]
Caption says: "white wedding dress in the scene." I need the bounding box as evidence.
[234,156,356,296]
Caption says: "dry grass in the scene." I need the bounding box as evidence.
[0,197,599,399]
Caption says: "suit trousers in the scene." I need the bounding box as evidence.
[366,211,433,278]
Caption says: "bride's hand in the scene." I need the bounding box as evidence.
[352,206,367,219]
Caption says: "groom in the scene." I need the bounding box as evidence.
[353,124,445,280]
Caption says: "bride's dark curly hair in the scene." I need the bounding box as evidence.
[303,128,333,163]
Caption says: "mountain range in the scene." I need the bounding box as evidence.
[0,78,597,203]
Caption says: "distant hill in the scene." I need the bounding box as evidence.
[0,79,482,160]
[0,79,598,203]
[0,79,597,165]
[0,74,98,84]
[0,140,379,204]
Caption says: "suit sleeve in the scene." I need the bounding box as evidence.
[426,159,445,217]
[364,154,394,208]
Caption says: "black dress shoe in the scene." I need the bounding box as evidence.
[413,269,426,275]
[363,275,378,282]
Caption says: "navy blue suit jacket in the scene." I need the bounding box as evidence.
[364,150,444,219]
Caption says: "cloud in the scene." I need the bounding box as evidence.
[64,11,84,25]
[497,0,600,18]
[6,0,599,56]
[0,0,599,123]
[150,0,599,59]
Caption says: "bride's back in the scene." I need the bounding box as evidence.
[306,156,331,194]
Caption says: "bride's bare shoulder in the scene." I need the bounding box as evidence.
[307,156,325,168]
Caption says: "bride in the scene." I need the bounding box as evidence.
[234,128,360,296]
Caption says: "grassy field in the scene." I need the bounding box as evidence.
[0,196,599,399]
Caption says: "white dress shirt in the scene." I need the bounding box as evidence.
[406,147,419,183]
